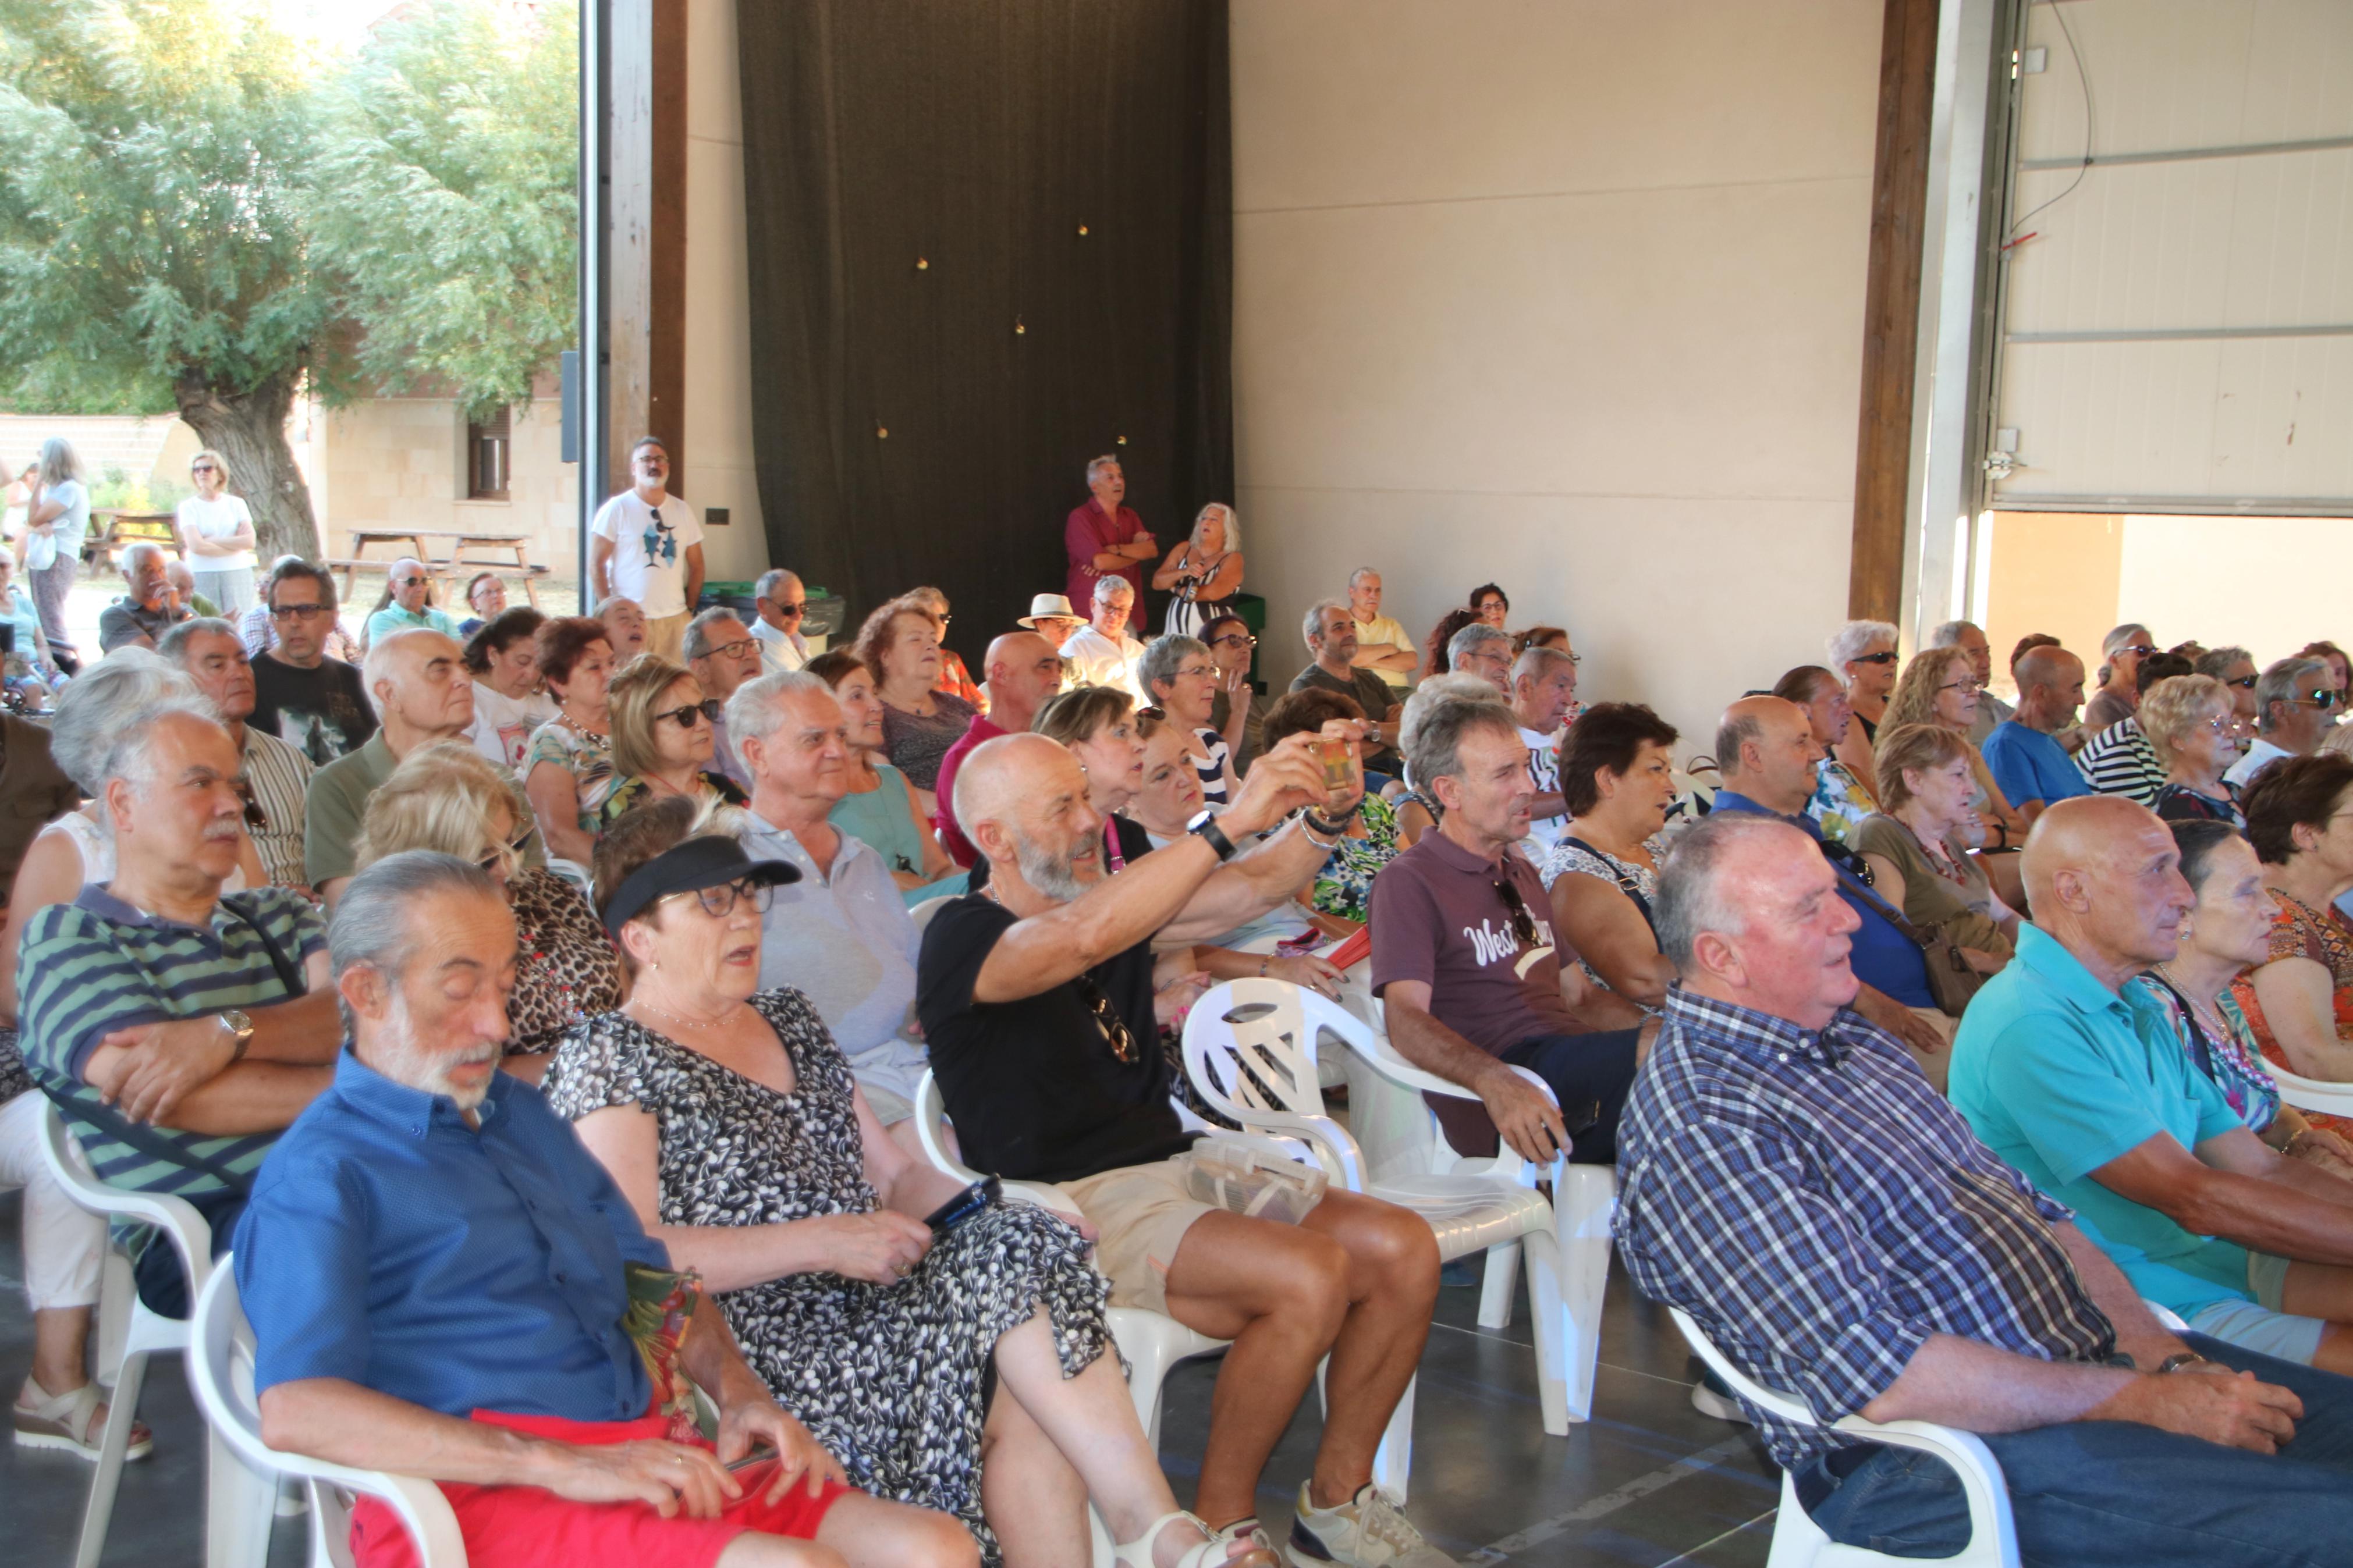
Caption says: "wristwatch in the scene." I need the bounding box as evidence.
[1187,810,1237,862]
[218,1008,255,1062]
[2155,1351,2211,1375]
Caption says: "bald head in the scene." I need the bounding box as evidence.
[2013,646,2086,733]
[2021,794,2193,982]
[984,632,1063,731]
[1715,695,1816,814]
[953,733,1103,904]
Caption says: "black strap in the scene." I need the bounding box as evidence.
[2146,975,2221,1084]
[1561,836,1657,939]
[221,890,306,999]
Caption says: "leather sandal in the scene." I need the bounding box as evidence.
[1113,1509,1281,1568]
[13,1378,154,1462]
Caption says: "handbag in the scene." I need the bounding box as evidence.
[1844,869,1984,1017]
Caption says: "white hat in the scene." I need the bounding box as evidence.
[1018,593,1079,628]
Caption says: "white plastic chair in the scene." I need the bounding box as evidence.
[38,1101,276,1568]
[908,894,955,933]
[2260,1057,2353,1119]
[1668,1307,2019,1567]
[1321,995,1616,1429]
[190,1262,468,1567]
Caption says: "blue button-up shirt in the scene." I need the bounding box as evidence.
[233,1051,665,1420]
[1708,790,1935,1008]
[1615,987,2114,1473]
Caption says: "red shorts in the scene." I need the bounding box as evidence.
[349,1408,849,1568]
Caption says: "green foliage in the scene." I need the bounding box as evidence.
[304,1,579,424]
[87,464,187,513]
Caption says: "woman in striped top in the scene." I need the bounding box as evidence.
[1136,633,1238,809]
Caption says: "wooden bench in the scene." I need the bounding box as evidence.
[324,557,552,609]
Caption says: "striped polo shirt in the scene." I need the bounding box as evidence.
[19,884,323,1196]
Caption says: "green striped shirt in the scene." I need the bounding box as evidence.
[19,885,324,1197]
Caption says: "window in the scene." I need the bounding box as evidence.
[466,406,511,500]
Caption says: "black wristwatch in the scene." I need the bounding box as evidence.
[1187,811,1237,862]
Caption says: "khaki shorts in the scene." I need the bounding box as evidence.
[1057,1155,1216,1315]
[643,612,688,662]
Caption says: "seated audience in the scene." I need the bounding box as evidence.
[727,676,932,1125]
[2234,754,2353,1128]
[1417,607,1479,684]
[1371,684,1645,1164]
[1953,796,2353,1373]
[1200,613,1262,774]
[1442,622,1513,695]
[906,586,984,710]
[2148,673,2246,826]
[462,607,554,774]
[856,594,977,809]
[352,742,616,1080]
[1708,695,1951,1069]
[159,618,312,890]
[364,559,459,645]
[549,809,1263,1568]
[684,607,766,792]
[1289,601,1402,771]
[1344,567,1418,692]
[1537,702,1681,1013]
[750,568,811,673]
[2084,622,2157,733]
[1058,577,1148,705]
[2078,652,2195,803]
[934,631,1066,867]
[1151,502,1243,639]
[522,616,620,867]
[1855,723,2020,989]
[97,542,191,653]
[22,698,336,1315]
[1258,689,1402,926]
[1017,591,1086,653]
[1882,644,2029,851]
[1467,583,1509,630]
[1139,634,1241,810]
[921,729,1451,1567]
[163,558,217,621]
[1926,619,2013,742]
[1773,664,1875,847]
[1982,643,2095,823]
[1616,811,2353,1565]
[456,570,506,638]
[1509,646,1578,858]
[230,852,968,1568]
[2143,822,2353,1178]
[2227,656,2335,790]
[1390,674,1500,848]
[306,628,478,905]
[1827,618,1898,752]
[595,592,649,664]
[599,655,750,826]
[808,650,966,904]
[249,559,377,765]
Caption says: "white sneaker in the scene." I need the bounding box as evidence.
[1287,1482,1457,1568]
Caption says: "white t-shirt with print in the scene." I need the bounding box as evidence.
[469,684,560,775]
[589,490,704,618]
[1521,724,1568,856]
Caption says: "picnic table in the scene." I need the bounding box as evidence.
[329,528,549,607]
[83,510,179,567]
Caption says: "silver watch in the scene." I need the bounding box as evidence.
[219,1008,256,1061]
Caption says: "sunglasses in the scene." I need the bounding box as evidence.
[1071,973,1141,1065]
[766,599,807,618]
[660,877,775,919]
[190,464,217,475]
[2225,674,2259,689]
[2290,690,2342,710]
[2116,644,2158,659]
[270,602,329,620]
[1854,651,1900,666]
[477,824,534,873]
[1493,876,1539,948]
[656,698,724,728]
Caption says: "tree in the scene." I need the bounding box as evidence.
[0,0,334,557]
[304,1,577,426]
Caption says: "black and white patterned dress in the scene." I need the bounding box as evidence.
[542,989,1112,1561]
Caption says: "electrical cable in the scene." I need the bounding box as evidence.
[2010,0,2094,234]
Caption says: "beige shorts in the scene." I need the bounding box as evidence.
[643,612,688,662]
[1057,1155,1216,1315]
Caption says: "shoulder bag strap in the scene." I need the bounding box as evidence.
[1561,835,1657,938]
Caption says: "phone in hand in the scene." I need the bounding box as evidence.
[921,1176,1002,1234]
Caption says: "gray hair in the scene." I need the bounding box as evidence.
[726,669,833,773]
[1137,634,1208,701]
[156,616,242,666]
[1091,574,1133,606]
[2101,623,2151,658]
[93,696,225,802]
[1085,453,1120,483]
[1193,502,1240,552]
[1400,684,1518,796]
[1347,566,1380,590]
[361,627,449,714]
[1511,644,1576,686]
[683,606,749,662]
[754,568,800,599]
[1446,622,1509,669]
[2195,645,2254,680]
[36,438,81,487]
[264,557,337,614]
[1827,619,1897,670]
[120,541,165,575]
[1301,598,1349,649]
[594,594,644,620]
[1714,706,1770,779]
[2258,657,2328,734]
[328,851,503,1025]
[49,648,205,794]
[1925,620,1979,649]
[1654,813,1793,970]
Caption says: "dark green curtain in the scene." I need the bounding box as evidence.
[736,0,1233,660]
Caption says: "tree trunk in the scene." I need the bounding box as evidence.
[172,369,322,561]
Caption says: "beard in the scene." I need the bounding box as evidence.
[1010,827,1089,902]
[367,1017,505,1111]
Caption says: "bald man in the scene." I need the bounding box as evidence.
[1983,645,2093,824]
[1954,797,2353,1375]
[932,631,1067,867]
[917,730,1457,1563]
[363,558,461,645]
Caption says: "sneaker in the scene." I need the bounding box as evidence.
[1688,1370,1750,1425]
[1287,1481,1458,1568]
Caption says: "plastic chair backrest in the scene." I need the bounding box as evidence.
[38,1100,215,1296]
[2261,1057,2353,1118]
[913,1070,984,1184]
[1182,979,1372,1186]
[908,895,954,934]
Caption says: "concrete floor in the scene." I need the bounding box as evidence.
[0,1192,1780,1567]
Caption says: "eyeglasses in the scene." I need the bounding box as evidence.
[2226,674,2259,689]
[659,877,775,919]
[230,777,267,831]
[1175,664,1216,681]
[1071,973,1141,1065]
[1854,651,1900,666]
[270,602,328,620]
[934,614,952,630]
[1939,677,1982,694]
[705,637,758,661]
[1210,633,1257,649]
[766,599,807,619]
[393,575,432,588]
[477,824,534,873]
[2117,644,2158,659]
[656,698,724,728]
[1492,877,1538,948]
[190,464,217,475]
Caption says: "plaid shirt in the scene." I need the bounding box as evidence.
[1614,987,2114,1472]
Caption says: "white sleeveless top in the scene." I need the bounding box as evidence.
[43,808,249,893]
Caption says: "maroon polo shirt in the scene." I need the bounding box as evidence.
[932,713,1008,868]
[1064,499,1151,608]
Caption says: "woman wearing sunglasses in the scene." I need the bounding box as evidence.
[2084,621,2156,734]
[599,655,750,827]
[1828,617,1899,788]
[353,741,619,1082]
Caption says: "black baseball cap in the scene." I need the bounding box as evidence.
[601,834,800,936]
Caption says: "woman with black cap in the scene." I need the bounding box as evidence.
[545,798,1272,1568]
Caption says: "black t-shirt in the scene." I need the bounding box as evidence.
[249,653,379,767]
[916,882,1194,1185]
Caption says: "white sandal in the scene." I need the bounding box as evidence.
[1113,1509,1280,1568]
[13,1377,154,1462]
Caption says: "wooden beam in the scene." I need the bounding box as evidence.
[606,0,654,488]
[648,0,687,483]
[1847,0,1940,622]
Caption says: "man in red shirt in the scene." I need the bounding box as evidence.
[933,631,1068,867]
[1063,454,1156,609]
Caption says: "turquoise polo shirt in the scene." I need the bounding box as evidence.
[1950,923,2250,1317]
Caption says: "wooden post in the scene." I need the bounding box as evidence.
[1847,0,1940,623]
[605,0,688,489]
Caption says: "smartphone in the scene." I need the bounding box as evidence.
[921,1176,1001,1234]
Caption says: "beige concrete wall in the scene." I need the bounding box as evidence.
[1229,0,1884,746]
[1981,511,2125,700]
[313,396,576,585]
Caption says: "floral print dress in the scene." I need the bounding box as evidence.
[1305,794,1401,923]
[2232,891,2353,1136]
[542,989,1112,1562]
